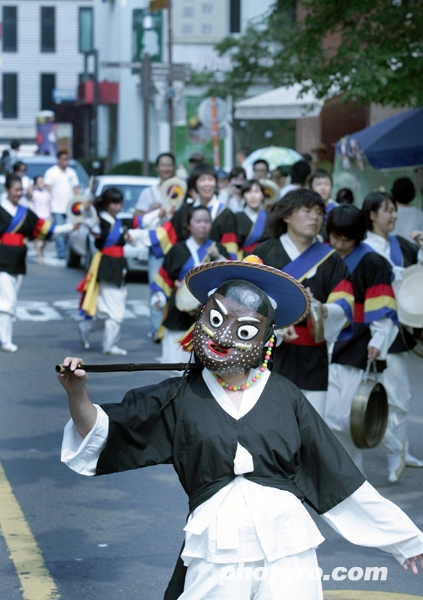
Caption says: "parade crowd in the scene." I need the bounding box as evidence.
[1,142,423,599]
[1,147,423,488]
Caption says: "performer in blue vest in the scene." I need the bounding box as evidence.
[59,257,423,600]
[235,179,267,257]
[0,175,77,352]
[324,205,398,473]
[362,191,423,482]
[77,187,144,356]
[150,205,229,364]
[254,189,354,417]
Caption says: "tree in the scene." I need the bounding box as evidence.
[199,0,423,108]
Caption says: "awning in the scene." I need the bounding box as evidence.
[234,84,323,120]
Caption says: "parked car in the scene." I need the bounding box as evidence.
[15,155,90,194]
[67,175,159,272]
[1,156,89,197]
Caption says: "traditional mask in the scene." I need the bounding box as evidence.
[193,286,270,376]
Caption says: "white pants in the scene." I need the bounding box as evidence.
[380,352,412,458]
[81,283,127,353]
[301,390,326,418]
[325,363,365,472]
[181,549,323,600]
[0,272,23,344]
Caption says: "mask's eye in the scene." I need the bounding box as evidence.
[237,324,259,340]
[209,309,224,328]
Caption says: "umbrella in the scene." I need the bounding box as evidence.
[335,108,423,170]
[243,146,303,171]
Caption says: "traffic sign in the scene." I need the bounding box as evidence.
[101,61,191,82]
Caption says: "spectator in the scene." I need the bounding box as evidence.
[188,151,205,172]
[220,166,247,213]
[336,188,354,205]
[216,168,229,194]
[311,142,333,174]
[252,159,269,180]
[301,153,313,169]
[12,161,33,206]
[1,150,11,175]
[44,151,79,260]
[310,169,337,213]
[9,140,21,168]
[391,177,423,243]
[235,146,251,166]
[280,160,311,198]
[271,165,291,189]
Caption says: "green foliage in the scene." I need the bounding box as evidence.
[107,159,156,177]
[208,0,423,107]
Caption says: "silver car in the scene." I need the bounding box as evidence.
[67,175,159,272]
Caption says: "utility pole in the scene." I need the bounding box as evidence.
[141,53,151,176]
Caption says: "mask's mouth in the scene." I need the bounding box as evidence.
[208,340,230,356]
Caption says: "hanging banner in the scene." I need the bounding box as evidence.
[174,95,225,169]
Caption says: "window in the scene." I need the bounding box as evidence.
[3,6,18,52]
[2,73,18,118]
[229,0,241,34]
[79,7,93,53]
[41,6,55,52]
[40,73,56,111]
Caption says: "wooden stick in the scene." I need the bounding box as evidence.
[55,362,197,374]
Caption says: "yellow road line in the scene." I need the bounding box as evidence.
[0,460,60,600]
[325,592,423,599]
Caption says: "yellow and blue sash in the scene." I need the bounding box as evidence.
[344,243,374,275]
[283,241,335,282]
[6,205,27,233]
[389,235,403,267]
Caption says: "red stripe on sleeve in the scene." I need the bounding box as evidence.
[33,219,45,238]
[365,284,396,299]
[332,279,354,296]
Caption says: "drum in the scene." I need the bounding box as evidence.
[350,362,388,449]
[306,300,324,343]
[66,196,88,223]
[394,263,423,329]
[259,179,280,208]
[160,177,187,210]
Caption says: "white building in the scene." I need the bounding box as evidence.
[0,0,93,150]
[95,0,274,169]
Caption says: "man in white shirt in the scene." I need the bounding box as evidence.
[44,151,79,259]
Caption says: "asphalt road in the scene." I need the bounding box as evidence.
[0,256,422,600]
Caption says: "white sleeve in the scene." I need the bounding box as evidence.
[51,223,74,238]
[127,228,152,247]
[369,317,398,360]
[136,187,155,212]
[321,481,423,565]
[71,169,79,187]
[61,405,109,476]
[323,302,348,343]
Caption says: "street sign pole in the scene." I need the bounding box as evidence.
[167,0,174,154]
[141,53,151,177]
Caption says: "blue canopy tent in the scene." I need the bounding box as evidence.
[336,108,423,170]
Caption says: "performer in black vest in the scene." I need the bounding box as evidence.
[58,257,423,599]
[324,205,398,473]
[254,189,354,417]
[362,191,423,482]
[235,179,267,257]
